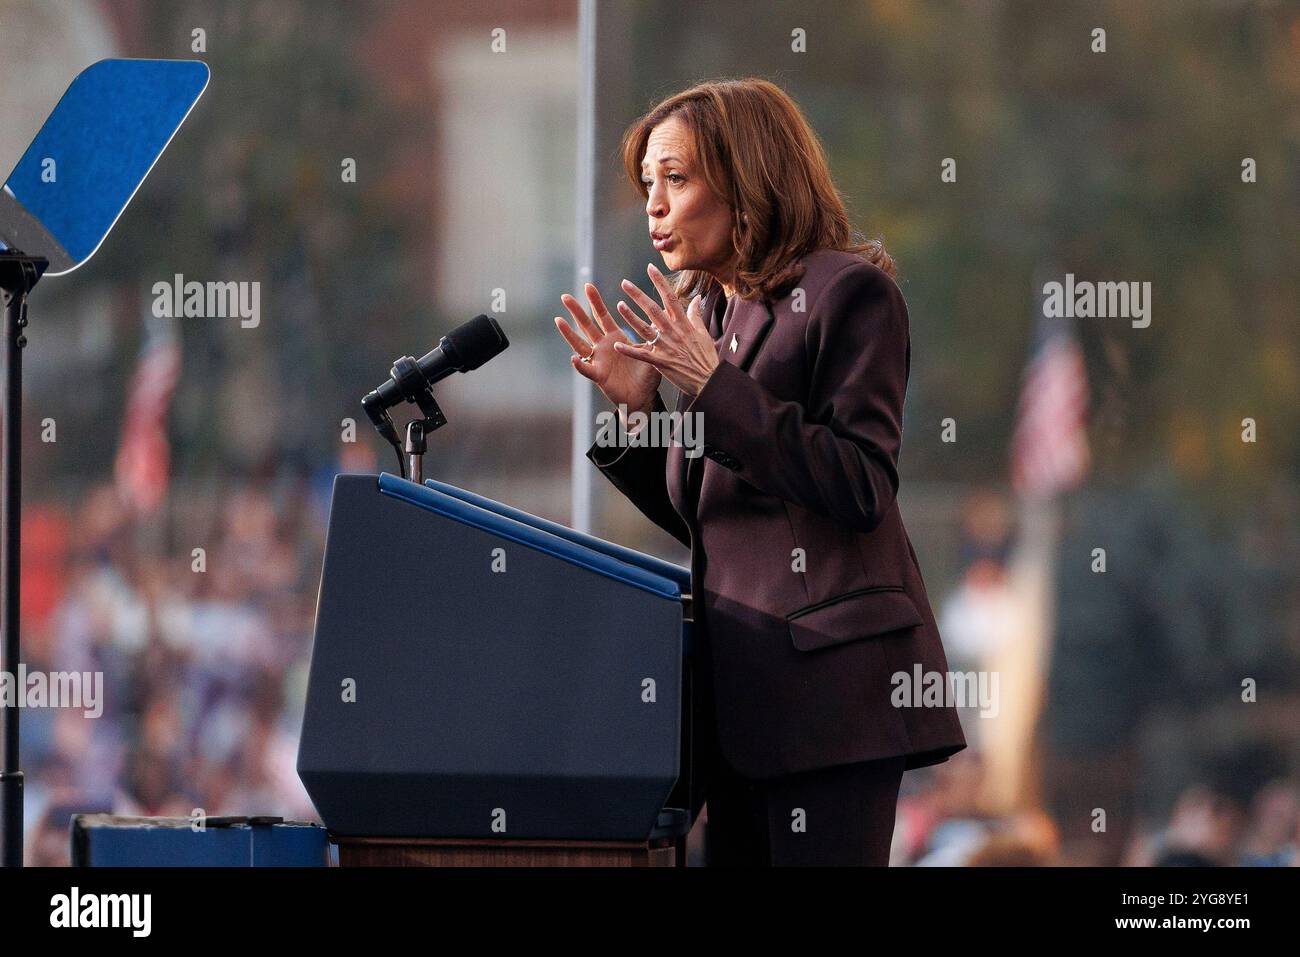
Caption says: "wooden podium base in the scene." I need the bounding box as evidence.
[334,834,684,867]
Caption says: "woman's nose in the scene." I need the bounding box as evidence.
[645,185,667,217]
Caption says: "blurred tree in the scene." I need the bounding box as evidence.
[59,0,433,480]
[602,0,1299,503]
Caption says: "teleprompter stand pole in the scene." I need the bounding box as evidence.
[0,251,46,867]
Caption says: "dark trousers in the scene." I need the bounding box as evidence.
[702,742,906,867]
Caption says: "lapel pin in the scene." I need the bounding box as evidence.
[730,333,738,353]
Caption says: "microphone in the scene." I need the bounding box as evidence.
[362,314,509,464]
[366,314,509,411]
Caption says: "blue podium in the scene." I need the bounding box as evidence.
[297,473,705,865]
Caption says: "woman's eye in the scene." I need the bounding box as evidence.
[667,173,684,184]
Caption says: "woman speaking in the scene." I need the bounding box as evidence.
[553,78,967,866]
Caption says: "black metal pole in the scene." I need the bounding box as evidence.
[0,251,45,868]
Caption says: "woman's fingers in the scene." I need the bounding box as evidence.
[616,300,657,341]
[619,277,666,330]
[584,283,621,336]
[613,339,663,366]
[645,263,687,327]
[558,274,686,375]
[554,315,593,358]
[560,292,603,345]
[620,278,682,354]
[569,351,601,381]
[686,292,704,328]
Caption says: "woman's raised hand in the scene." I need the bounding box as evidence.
[613,263,720,398]
[555,282,662,422]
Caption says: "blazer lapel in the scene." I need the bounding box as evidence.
[720,297,777,375]
[667,284,724,516]
[681,295,777,494]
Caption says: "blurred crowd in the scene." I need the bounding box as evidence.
[20,467,339,866]
[886,754,1300,867]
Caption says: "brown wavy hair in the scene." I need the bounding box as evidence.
[620,77,895,302]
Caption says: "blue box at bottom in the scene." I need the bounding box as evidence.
[71,814,330,866]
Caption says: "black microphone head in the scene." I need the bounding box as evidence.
[443,314,509,371]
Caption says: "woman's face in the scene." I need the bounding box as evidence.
[641,115,736,283]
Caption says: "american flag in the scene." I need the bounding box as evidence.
[113,314,181,515]
[1009,300,1091,499]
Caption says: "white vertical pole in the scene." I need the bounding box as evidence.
[571,0,596,532]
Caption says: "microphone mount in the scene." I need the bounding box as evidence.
[362,353,448,482]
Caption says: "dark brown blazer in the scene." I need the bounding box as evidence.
[588,247,967,779]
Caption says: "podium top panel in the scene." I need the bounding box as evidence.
[377,473,684,601]
[423,476,691,593]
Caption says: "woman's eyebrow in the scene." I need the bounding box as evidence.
[641,154,683,170]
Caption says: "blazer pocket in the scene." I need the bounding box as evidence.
[786,586,924,652]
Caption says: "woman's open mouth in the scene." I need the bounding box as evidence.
[652,233,675,251]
